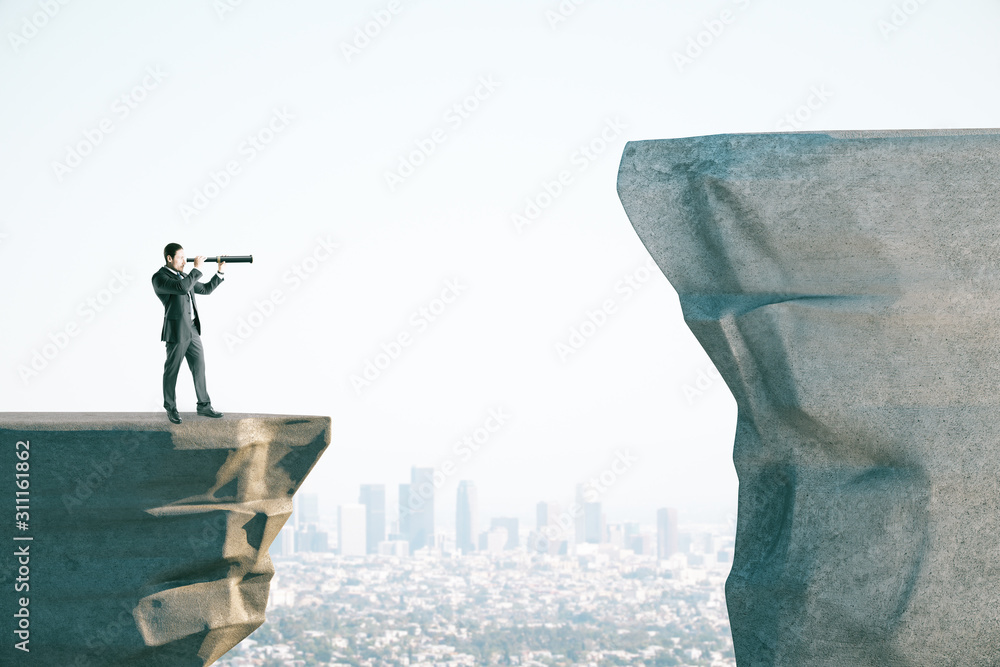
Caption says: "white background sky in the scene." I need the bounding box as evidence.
[2,0,996,532]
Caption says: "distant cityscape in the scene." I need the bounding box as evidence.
[213,468,738,666]
[272,467,736,564]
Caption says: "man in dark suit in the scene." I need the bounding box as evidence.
[152,243,226,424]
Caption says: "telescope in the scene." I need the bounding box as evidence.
[189,255,253,264]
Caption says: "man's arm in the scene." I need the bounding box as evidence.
[152,268,203,295]
[194,260,225,295]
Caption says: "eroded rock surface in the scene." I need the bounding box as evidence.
[618,129,1000,666]
[0,412,329,666]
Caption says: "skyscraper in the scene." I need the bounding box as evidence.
[407,467,435,551]
[359,484,386,555]
[338,503,367,556]
[490,517,519,549]
[398,483,410,540]
[657,507,679,559]
[456,480,478,554]
[295,523,329,553]
[607,523,625,548]
[533,501,566,554]
[536,501,560,531]
[295,492,320,528]
[480,527,507,553]
[269,524,296,557]
[583,502,603,544]
[574,485,587,543]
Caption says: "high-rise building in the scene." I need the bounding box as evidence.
[434,532,452,552]
[338,503,366,556]
[293,493,326,552]
[536,501,548,530]
[269,524,296,557]
[532,501,567,554]
[606,523,625,548]
[359,484,386,555]
[584,502,603,544]
[295,492,320,528]
[630,533,656,556]
[456,480,478,554]
[698,532,715,554]
[536,501,560,531]
[574,485,588,543]
[490,517,519,549]
[295,523,329,552]
[657,507,679,559]
[378,539,409,557]
[479,527,508,553]
[398,483,410,540]
[407,467,435,551]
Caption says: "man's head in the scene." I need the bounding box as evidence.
[164,243,185,271]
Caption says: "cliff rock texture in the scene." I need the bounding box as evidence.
[0,412,330,666]
[617,129,1000,666]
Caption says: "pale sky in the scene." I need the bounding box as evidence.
[2,0,998,531]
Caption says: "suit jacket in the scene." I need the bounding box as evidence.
[152,266,223,342]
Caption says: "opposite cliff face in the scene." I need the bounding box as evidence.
[0,413,329,667]
[617,130,1000,666]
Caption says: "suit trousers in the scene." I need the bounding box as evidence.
[162,320,212,411]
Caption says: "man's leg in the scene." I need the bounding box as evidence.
[162,335,190,411]
[185,332,213,409]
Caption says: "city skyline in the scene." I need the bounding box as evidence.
[308,475,737,532]
[305,483,734,529]
[296,450,736,544]
[286,475,721,562]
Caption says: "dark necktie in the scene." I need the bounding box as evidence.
[178,271,195,321]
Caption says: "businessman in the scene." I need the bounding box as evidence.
[152,243,225,424]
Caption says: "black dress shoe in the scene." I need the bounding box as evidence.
[197,406,223,418]
[166,409,182,424]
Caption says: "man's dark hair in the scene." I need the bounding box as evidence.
[163,243,183,263]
